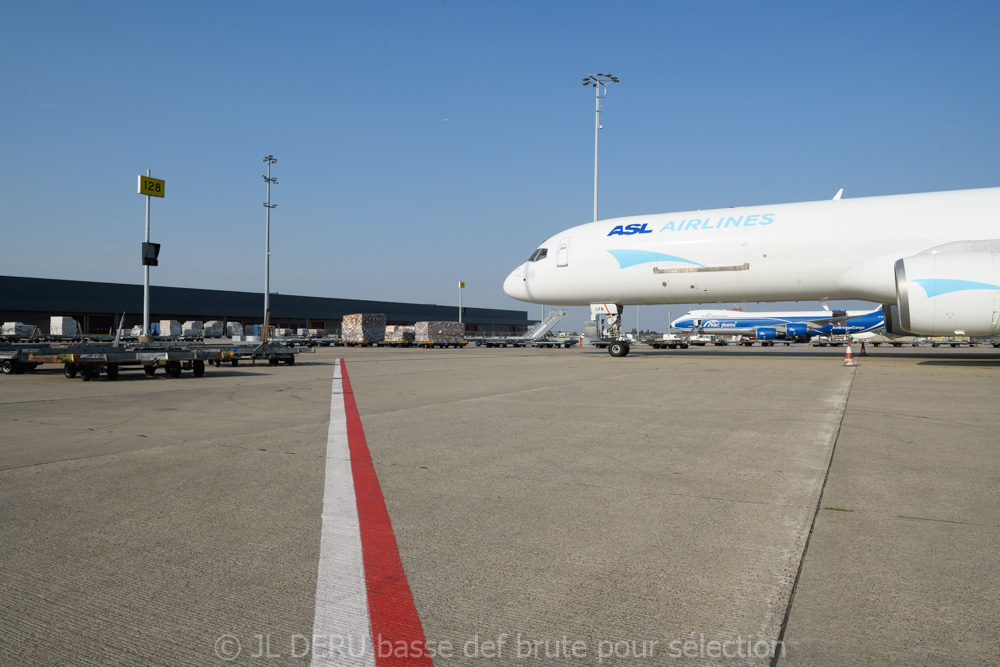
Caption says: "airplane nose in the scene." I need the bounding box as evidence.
[503,264,527,301]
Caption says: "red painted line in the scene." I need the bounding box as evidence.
[340,359,432,667]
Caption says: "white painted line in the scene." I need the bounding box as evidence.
[311,360,375,667]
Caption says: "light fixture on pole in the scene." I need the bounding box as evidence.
[582,73,619,222]
[262,155,278,342]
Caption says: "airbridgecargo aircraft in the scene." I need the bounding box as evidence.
[503,187,1000,356]
[669,307,885,344]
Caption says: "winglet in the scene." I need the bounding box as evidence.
[832,188,843,200]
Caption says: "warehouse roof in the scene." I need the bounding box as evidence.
[0,275,530,326]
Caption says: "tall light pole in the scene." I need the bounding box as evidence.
[143,169,152,336]
[262,155,278,340]
[582,73,619,222]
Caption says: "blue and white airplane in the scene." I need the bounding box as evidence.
[669,306,885,343]
[503,186,1000,356]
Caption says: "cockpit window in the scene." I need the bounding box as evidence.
[528,248,548,262]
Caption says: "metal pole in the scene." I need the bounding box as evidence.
[143,169,150,335]
[593,84,600,223]
[583,74,619,223]
[458,282,463,324]
[262,156,278,341]
[265,162,270,324]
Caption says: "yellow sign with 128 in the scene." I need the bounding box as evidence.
[137,175,165,198]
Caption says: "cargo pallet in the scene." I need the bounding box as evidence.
[470,337,529,348]
[415,340,467,349]
[469,335,576,349]
[642,338,690,349]
[0,340,303,381]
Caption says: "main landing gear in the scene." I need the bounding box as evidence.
[609,340,630,357]
[591,303,631,357]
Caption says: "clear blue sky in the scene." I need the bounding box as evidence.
[3,1,998,331]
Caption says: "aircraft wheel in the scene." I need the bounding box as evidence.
[64,363,78,378]
[609,341,630,357]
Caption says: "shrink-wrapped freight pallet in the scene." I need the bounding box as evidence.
[342,313,386,343]
[204,321,224,337]
[227,322,244,337]
[414,321,465,344]
[160,320,182,337]
[182,320,204,337]
[384,325,415,343]
[2,322,35,337]
[50,316,79,337]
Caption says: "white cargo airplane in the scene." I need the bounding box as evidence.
[503,187,1000,356]
[670,306,885,344]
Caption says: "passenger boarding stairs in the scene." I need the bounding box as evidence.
[523,309,567,340]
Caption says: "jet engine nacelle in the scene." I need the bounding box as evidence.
[755,327,777,340]
[895,252,1000,336]
[785,323,809,340]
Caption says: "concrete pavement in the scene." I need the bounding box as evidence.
[1,344,997,664]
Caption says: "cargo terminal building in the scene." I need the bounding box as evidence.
[0,276,531,337]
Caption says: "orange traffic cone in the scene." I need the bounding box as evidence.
[843,341,857,366]
[860,340,867,356]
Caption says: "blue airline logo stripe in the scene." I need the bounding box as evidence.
[607,249,705,270]
[913,278,1000,298]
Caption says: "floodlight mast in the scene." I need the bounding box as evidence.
[262,155,278,341]
[582,73,619,222]
[143,169,151,335]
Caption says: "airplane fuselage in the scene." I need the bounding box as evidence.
[503,188,1000,310]
[670,308,884,337]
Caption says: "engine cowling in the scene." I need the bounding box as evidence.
[755,327,777,340]
[785,323,809,341]
[895,252,1000,336]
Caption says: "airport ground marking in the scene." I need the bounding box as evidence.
[312,359,431,667]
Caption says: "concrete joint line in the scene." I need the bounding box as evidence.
[770,370,856,666]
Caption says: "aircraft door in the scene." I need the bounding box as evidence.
[556,237,570,267]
